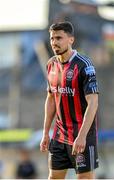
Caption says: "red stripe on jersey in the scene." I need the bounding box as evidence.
[55,63,65,141]
[54,94,64,141]
[50,62,64,141]
[54,63,62,120]
[72,64,83,131]
[61,64,74,144]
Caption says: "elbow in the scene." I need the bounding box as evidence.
[86,94,98,111]
[92,94,98,111]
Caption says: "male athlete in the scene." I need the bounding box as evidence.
[40,21,99,179]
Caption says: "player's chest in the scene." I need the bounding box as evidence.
[48,63,79,87]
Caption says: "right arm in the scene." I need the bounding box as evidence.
[40,92,56,152]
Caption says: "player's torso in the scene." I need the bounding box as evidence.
[47,53,97,145]
[48,56,82,98]
[47,55,86,144]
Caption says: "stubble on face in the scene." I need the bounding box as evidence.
[54,47,69,55]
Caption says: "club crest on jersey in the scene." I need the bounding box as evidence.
[66,70,74,80]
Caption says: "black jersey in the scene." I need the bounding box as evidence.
[47,50,99,145]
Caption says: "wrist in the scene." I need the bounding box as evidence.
[77,130,87,139]
[43,129,49,137]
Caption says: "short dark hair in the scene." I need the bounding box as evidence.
[49,21,74,36]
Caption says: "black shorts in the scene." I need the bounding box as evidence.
[48,139,99,174]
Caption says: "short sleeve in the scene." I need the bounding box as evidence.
[46,57,56,94]
[81,64,99,95]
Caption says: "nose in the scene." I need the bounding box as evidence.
[51,38,58,46]
[52,39,57,46]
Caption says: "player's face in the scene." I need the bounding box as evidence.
[50,30,74,55]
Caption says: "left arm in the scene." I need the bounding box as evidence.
[72,93,98,155]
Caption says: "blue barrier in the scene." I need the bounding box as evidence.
[98,130,114,142]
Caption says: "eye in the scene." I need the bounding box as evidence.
[50,37,53,41]
[56,37,62,40]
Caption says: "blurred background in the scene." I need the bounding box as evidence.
[0,0,114,179]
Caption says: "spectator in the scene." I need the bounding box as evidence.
[16,148,37,179]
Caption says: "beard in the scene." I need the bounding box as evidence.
[53,47,68,55]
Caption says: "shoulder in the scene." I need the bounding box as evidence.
[76,52,93,68]
[76,53,96,75]
[47,56,57,68]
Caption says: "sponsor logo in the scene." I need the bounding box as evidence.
[50,86,75,96]
[88,76,96,82]
[66,70,74,80]
[85,66,95,75]
[89,82,98,88]
[76,153,86,168]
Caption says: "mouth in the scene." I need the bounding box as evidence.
[52,45,60,49]
[53,48,60,53]
[52,48,60,55]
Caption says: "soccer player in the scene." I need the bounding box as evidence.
[40,21,99,179]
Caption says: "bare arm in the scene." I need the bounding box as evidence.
[72,93,98,155]
[78,93,98,138]
[43,92,56,135]
[40,92,56,152]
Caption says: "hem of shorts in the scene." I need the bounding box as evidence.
[50,165,99,172]
[76,165,99,174]
[50,166,74,170]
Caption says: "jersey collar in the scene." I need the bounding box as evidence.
[69,49,77,63]
[59,49,77,65]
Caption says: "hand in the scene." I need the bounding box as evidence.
[72,135,86,155]
[40,134,50,152]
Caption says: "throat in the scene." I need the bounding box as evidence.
[58,50,73,64]
[61,60,69,65]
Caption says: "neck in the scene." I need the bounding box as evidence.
[57,49,73,63]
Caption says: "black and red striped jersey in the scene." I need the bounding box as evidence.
[47,50,99,145]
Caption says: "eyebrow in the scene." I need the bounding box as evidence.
[50,35,63,39]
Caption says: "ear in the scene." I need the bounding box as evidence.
[69,36,74,45]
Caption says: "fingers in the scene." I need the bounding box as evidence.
[72,145,85,155]
[40,140,49,152]
[78,145,85,153]
[40,144,47,152]
[40,135,50,152]
[72,145,77,155]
